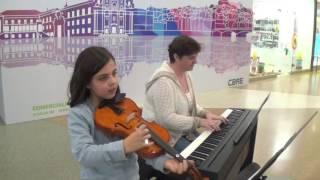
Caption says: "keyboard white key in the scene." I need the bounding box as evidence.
[180,109,233,158]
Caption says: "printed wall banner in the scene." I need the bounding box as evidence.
[0,0,253,124]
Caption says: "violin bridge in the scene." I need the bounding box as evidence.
[126,112,136,124]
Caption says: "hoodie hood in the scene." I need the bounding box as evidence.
[145,62,180,92]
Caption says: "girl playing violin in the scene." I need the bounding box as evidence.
[67,46,189,180]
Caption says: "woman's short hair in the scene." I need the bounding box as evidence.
[168,35,201,63]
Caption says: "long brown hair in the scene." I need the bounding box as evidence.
[68,46,115,107]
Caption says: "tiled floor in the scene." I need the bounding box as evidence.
[0,116,80,180]
[0,71,319,180]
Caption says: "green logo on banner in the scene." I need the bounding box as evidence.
[32,102,70,117]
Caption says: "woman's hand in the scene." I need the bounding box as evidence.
[164,159,189,175]
[199,118,222,131]
[206,112,229,124]
[123,124,153,154]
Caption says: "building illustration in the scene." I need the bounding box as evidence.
[0,0,252,39]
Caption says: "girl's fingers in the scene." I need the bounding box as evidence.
[143,134,151,139]
[187,160,195,166]
[144,141,154,147]
[183,160,188,171]
[138,124,146,129]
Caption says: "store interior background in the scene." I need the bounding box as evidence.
[250,0,317,78]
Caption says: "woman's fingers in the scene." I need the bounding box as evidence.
[220,117,229,124]
[209,121,221,131]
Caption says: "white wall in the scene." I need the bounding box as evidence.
[1,64,71,124]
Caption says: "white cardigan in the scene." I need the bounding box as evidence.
[142,62,207,146]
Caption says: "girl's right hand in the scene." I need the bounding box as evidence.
[164,159,189,175]
[123,124,153,154]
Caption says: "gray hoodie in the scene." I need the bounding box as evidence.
[142,62,207,146]
[68,99,167,180]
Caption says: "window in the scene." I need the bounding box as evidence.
[49,16,52,22]
[77,9,80,16]
[11,34,15,38]
[24,19,27,24]
[68,12,70,18]
[3,26,9,32]
[72,20,74,26]
[18,34,22,38]
[88,27,91,34]
[4,34,8,38]
[11,19,14,24]
[30,19,33,24]
[82,19,85,25]
[72,29,74,34]
[67,21,70,27]
[77,19,80,25]
[88,7,91,14]
[76,28,79,34]
[5,20,8,24]
[72,11,75,17]
[82,8,85,15]
[25,33,29,38]
[88,17,91,24]
[82,28,85,34]
[18,20,21,24]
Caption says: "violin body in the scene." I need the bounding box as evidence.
[95,97,171,158]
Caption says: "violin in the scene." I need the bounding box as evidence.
[95,97,170,158]
[95,97,204,180]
